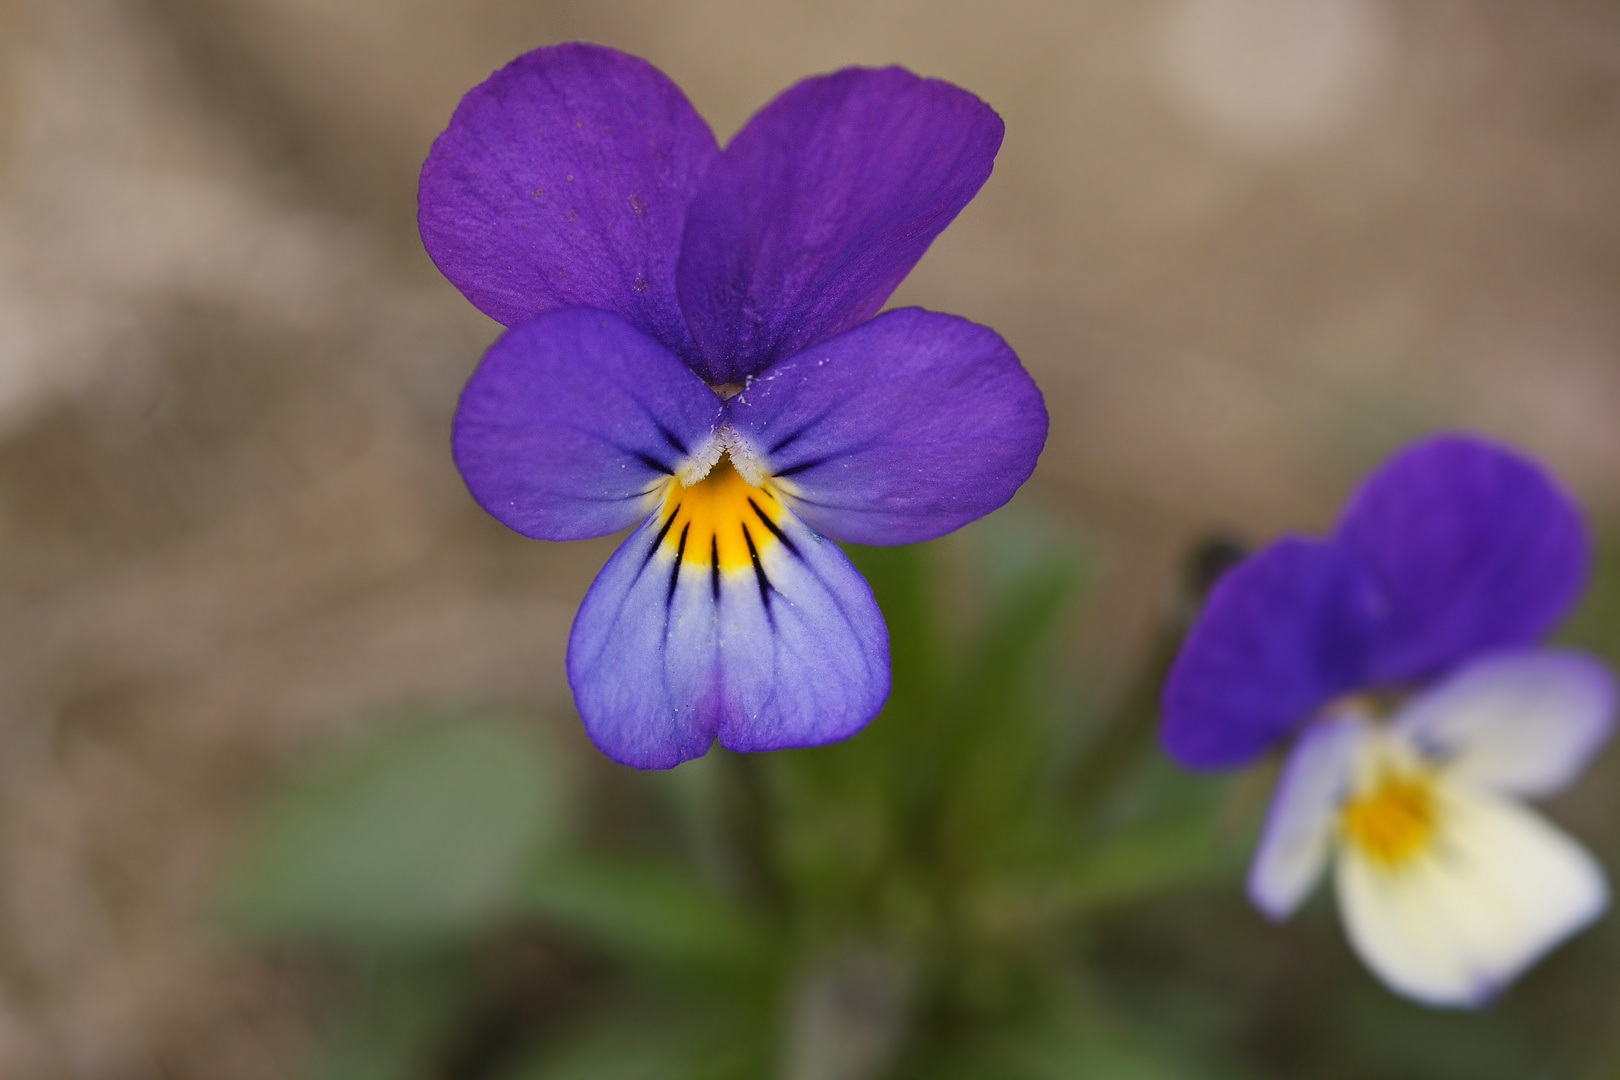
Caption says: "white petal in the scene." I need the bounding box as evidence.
[1392,649,1615,797]
[1248,714,1366,920]
[1335,780,1608,1007]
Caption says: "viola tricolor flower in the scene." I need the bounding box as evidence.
[1161,434,1613,1007]
[419,45,1047,768]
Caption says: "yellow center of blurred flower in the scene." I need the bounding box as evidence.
[1341,772,1435,867]
[657,456,788,572]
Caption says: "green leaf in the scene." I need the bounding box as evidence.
[1057,814,1237,911]
[921,980,1213,1080]
[991,1017,1203,1080]
[224,711,568,946]
[505,1033,675,1080]
[938,550,1082,863]
[846,541,941,714]
[971,801,1240,937]
[517,856,771,975]
[502,1016,756,1080]
[958,554,1080,717]
[307,957,470,1080]
[1558,529,1620,666]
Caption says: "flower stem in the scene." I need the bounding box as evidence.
[1066,534,1246,821]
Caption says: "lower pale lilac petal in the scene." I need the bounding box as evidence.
[1249,714,1367,921]
[713,510,889,752]
[453,309,722,541]
[1337,434,1590,685]
[728,308,1047,545]
[1392,649,1616,798]
[1161,538,1381,769]
[567,510,721,769]
[1335,781,1608,1008]
[566,474,889,768]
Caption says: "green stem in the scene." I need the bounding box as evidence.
[716,745,786,905]
[1066,534,1246,821]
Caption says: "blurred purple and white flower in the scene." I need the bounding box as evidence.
[1161,434,1613,1006]
[418,45,1047,769]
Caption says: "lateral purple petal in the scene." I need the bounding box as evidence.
[419,43,719,357]
[728,308,1046,545]
[1337,433,1589,687]
[567,502,889,768]
[676,67,1004,383]
[452,309,721,541]
[1161,538,1382,769]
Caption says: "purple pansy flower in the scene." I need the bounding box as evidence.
[419,44,1047,769]
[1162,434,1613,1006]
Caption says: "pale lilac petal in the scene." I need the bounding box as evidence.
[712,509,889,752]
[1249,714,1367,921]
[566,479,887,769]
[565,508,718,769]
[1393,649,1616,798]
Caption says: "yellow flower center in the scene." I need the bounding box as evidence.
[1340,772,1436,867]
[656,456,789,573]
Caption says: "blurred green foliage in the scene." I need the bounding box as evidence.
[227,714,571,945]
[221,516,1620,1080]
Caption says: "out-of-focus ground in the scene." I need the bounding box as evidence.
[0,0,1618,1076]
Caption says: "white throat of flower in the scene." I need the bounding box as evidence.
[675,422,770,488]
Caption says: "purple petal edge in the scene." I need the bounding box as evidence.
[452,308,721,541]
[1161,537,1381,769]
[728,308,1047,545]
[1337,433,1590,687]
[676,66,1004,383]
[420,43,718,358]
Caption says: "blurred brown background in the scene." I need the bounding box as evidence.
[1,0,1618,1075]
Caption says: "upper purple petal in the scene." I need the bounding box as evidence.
[675,66,1004,383]
[1336,433,1590,687]
[1161,538,1382,770]
[419,43,719,357]
[727,308,1046,545]
[452,308,722,541]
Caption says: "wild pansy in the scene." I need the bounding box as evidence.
[419,45,1047,769]
[1161,434,1613,1007]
